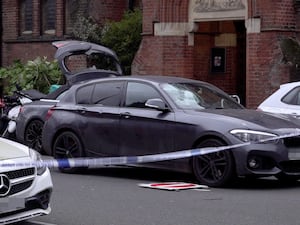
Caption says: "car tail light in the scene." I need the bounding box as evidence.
[45,107,55,121]
[19,106,24,113]
[0,98,5,108]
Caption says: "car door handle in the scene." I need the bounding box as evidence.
[291,113,300,118]
[78,108,87,114]
[121,112,131,119]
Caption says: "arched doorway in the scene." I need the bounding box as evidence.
[189,0,247,105]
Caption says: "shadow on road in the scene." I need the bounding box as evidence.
[53,166,300,190]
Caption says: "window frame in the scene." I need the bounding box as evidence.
[41,0,56,35]
[124,81,165,109]
[281,86,300,105]
[19,0,33,35]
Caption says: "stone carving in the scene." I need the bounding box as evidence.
[194,0,245,12]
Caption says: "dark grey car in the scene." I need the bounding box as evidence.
[42,76,300,187]
[16,40,124,152]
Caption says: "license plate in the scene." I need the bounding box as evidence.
[0,197,25,214]
[288,148,300,160]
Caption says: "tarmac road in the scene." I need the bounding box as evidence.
[21,166,300,225]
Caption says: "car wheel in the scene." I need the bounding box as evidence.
[192,139,235,187]
[25,120,44,154]
[53,131,86,173]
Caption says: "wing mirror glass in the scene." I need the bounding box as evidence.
[145,98,169,112]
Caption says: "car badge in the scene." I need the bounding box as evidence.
[0,174,11,197]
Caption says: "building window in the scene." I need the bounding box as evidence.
[64,0,79,35]
[41,0,56,35]
[19,0,33,35]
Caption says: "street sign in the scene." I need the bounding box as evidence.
[138,182,209,191]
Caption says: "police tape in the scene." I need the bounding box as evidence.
[2,129,300,169]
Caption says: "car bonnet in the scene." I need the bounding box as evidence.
[0,138,28,160]
[185,108,300,130]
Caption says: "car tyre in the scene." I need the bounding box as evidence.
[53,131,86,173]
[192,138,235,187]
[25,120,44,154]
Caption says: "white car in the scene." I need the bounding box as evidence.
[257,81,300,118]
[0,137,52,224]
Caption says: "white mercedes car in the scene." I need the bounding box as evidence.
[257,81,300,118]
[0,137,52,224]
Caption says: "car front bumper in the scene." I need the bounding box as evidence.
[232,138,300,178]
[0,167,53,224]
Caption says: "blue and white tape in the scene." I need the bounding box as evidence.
[2,130,300,169]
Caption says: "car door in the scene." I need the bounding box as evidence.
[76,81,124,157]
[280,86,300,117]
[119,81,176,157]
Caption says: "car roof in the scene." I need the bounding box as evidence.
[77,75,209,86]
[279,81,300,89]
[72,75,228,96]
[126,75,204,83]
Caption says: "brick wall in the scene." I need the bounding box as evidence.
[133,0,192,76]
[2,42,56,66]
[1,0,127,67]
[246,0,297,108]
[246,32,292,108]
[89,0,127,23]
[2,1,18,40]
[134,0,299,108]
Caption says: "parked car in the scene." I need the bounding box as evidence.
[41,75,300,187]
[0,137,52,224]
[257,81,300,117]
[16,40,124,153]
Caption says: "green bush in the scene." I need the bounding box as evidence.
[71,9,142,75]
[72,16,102,44]
[101,9,142,75]
[0,57,64,95]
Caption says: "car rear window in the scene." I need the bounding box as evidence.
[282,86,300,105]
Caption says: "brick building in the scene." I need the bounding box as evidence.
[132,0,300,108]
[1,0,138,69]
[1,0,300,108]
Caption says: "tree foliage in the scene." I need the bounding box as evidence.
[0,57,64,95]
[72,16,102,44]
[280,37,300,66]
[101,9,142,75]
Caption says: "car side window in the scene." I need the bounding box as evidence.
[282,87,300,105]
[92,81,124,107]
[77,84,94,104]
[125,82,162,108]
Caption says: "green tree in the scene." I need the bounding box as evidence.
[72,16,102,44]
[101,9,142,75]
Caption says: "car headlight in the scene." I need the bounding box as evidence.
[230,129,278,143]
[29,149,47,175]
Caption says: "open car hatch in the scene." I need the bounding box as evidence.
[52,40,124,84]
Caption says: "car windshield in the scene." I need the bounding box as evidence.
[161,83,243,110]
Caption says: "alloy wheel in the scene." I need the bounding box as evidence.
[25,120,44,153]
[53,131,85,173]
[192,139,235,187]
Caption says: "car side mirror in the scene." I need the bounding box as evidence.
[145,98,169,112]
[230,95,241,104]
